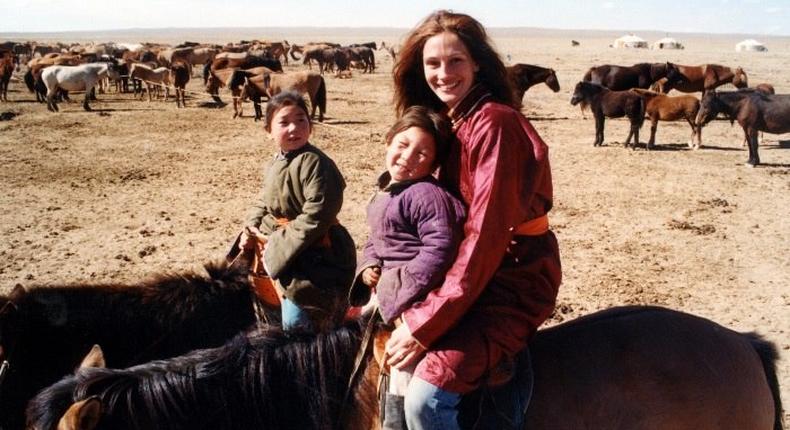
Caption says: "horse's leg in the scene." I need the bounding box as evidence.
[146,83,153,102]
[648,118,658,149]
[594,113,603,146]
[83,87,92,111]
[46,86,58,112]
[685,118,697,149]
[746,127,760,166]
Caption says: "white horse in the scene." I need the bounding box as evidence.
[41,62,120,112]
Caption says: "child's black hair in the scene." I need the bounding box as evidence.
[264,91,311,132]
[384,106,453,167]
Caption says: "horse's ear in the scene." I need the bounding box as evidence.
[9,285,26,302]
[57,397,102,430]
[78,345,106,369]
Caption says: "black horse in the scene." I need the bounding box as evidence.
[506,64,560,102]
[582,62,672,91]
[27,306,782,430]
[0,261,262,430]
[570,81,645,148]
[696,89,790,166]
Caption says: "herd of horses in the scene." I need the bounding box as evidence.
[1,260,783,430]
[573,61,788,166]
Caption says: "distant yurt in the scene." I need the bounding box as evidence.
[735,39,767,52]
[612,34,648,49]
[652,37,684,50]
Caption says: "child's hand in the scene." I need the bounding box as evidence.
[239,226,267,250]
[362,266,381,288]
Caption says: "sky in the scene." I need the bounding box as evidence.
[2,0,788,36]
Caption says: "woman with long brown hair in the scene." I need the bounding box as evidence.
[383,10,562,429]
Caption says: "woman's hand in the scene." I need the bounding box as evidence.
[361,266,381,288]
[385,322,426,370]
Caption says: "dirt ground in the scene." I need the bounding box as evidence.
[1,29,789,420]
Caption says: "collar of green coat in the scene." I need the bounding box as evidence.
[276,143,314,161]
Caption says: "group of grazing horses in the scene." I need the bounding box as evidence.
[574,61,788,166]
[0,261,782,430]
[290,43,377,77]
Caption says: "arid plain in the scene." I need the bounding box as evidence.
[1,27,789,419]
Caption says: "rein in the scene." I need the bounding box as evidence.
[337,306,381,429]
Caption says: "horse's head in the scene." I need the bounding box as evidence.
[545,69,560,92]
[663,63,684,89]
[570,81,598,106]
[105,63,120,81]
[696,90,723,126]
[733,67,748,88]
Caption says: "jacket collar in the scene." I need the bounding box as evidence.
[446,84,492,129]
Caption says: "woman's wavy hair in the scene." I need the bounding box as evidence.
[393,10,516,116]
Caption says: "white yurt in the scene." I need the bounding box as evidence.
[652,37,684,50]
[735,39,767,52]
[612,34,648,49]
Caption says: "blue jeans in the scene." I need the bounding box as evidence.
[404,376,461,430]
[281,297,314,331]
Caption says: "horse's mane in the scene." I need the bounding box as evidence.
[27,318,371,430]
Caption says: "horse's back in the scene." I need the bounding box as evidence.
[526,306,777,430]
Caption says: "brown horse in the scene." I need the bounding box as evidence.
[662,63,748,93]
[27,306,782,430]
[170,60,190,108]
[230,70,327,121]
[506,64,560,103]
[0,53,14,102]
[582,62,672,91]
[696,90,790,166]
[570,81,645,148]
[631,88,702,149]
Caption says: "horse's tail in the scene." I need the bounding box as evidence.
[315,76,326,121]
[745,332,784,430]
[290,46,301,61]
[23,69,35,93]
[202,62,211,86]
[227,69,249,92]
[637,96,646,128]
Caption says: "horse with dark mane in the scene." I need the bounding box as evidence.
[229,70,327,121]
[661,63,748,93]
[0,261,260,430]
[27,306,782,430]
[570,81,645,148]
[696,89,790,166]
[506,63,560,103]
[582,62,672,91]
[170,60,190,108]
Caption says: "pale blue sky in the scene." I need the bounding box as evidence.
[2,0,788,35]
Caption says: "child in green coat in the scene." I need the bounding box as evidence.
[239,91,355,332]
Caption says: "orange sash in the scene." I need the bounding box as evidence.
[513,214,549,236]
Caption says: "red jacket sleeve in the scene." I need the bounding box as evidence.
[402,105,549,347]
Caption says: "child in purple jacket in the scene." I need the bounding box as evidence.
[349,106,466,430]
